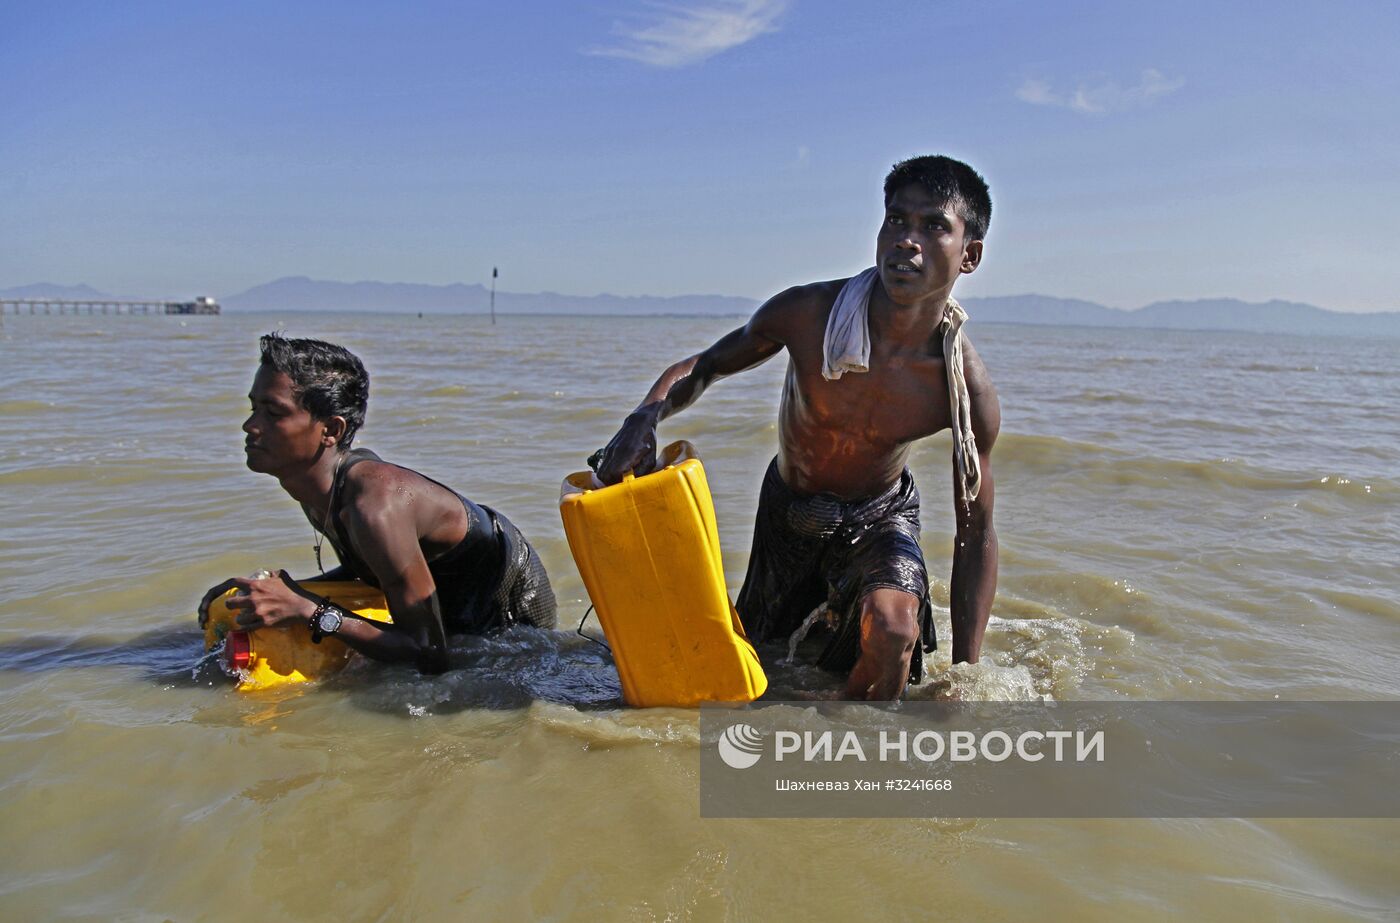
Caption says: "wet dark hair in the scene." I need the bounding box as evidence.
[258,333,369,447]
[884,155,992,242]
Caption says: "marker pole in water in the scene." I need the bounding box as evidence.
[490,266,497,325]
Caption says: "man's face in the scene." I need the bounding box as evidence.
[242,364,326,475]
[876,183,979,306]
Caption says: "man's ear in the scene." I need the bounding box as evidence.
[960,239,983,275]
[321,416,348,447]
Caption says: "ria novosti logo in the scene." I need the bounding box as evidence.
[717,723,765,769]
[714,721,1107,769]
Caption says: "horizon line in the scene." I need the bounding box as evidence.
[3,279,1397,316]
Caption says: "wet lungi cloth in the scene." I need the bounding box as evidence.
[735,458,936,683]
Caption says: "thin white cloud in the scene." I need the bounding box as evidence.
[587,0,787,69]
[1016,69,1185,115]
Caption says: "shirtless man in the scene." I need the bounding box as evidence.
[197,334,556,674]
[594,155,999,700]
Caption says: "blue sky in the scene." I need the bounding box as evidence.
[3,0,1397,310]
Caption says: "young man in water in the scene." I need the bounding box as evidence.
[593,155,999,700]
[197,334,557,673]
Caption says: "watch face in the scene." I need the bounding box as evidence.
[317,608,344,634]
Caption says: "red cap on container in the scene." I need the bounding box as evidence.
[224,631,252,671]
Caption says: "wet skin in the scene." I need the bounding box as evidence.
[596,184,1000,697]
[196,364,472,673]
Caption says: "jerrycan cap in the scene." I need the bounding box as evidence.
[224,631,252,671]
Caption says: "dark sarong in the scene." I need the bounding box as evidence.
[485,509,558,631]
[735,459,936,684]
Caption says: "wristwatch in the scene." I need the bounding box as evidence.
[309,601,346,644]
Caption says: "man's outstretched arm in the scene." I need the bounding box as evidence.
[594,292,794,484]
[949,346,1001,664]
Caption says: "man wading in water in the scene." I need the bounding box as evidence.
[198,334,556,673]
[594,155,999,700]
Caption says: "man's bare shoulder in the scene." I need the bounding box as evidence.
[340,458,426,523]
[959,334,1001,446]
[960,334,995,391]
[750,277,851,340]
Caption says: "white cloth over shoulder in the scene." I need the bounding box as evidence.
[820,267,880,380]
[820,267,982,503]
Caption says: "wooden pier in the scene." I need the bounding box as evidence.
[0,296,220,316]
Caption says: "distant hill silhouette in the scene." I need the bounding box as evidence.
[1126,298,1400,337]
[6,279,1397,336]
[0,283,127,300]
[219,276,757,317]
[962,294,1400,337]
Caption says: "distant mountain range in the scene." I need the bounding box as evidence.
[224,277,757,317]
[1,282,134,300]
[958,293,1400,337]
[5,278,1398,337]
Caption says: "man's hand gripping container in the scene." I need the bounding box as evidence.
[560,441,767,707]
[202,581,392,691]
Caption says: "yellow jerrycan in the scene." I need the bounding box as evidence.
[202,580,392,691]
[560,441,767,707]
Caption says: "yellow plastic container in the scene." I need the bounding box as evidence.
[560,441,767,707]
[202,580,392,691]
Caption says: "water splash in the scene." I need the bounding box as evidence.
[189,640,235,683]
[784,603,835,664]
[913,660,1047,702]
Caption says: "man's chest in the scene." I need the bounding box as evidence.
[785,352,952,446]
